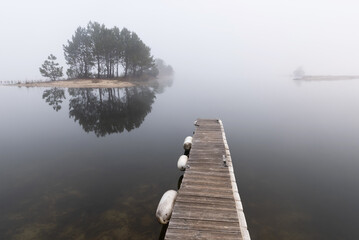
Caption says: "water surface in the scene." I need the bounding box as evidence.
[1,74,359,239]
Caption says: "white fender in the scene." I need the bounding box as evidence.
[183,136,193,150]
[156,190,177,224]
[177,155,188,171]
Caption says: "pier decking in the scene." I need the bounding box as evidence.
[165,119,250,240]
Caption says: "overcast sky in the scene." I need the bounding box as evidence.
[1,0,359,81]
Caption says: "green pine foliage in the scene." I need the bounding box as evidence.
[63,21,157,79]
[39,54,64,81]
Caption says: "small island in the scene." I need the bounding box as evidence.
[293,67,359,81]
[11,21,173,88]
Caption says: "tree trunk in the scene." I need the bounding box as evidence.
[84,62,88,78]
[116,63,119,78]
[109,61,112,78]
[97,57,100,79]
[106,59,109,78]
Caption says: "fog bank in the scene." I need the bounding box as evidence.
[1,0,359,81]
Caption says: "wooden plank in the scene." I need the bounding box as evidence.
[180,181,233,190]
[175,194,237,206]
[165,229,243,240]
[181,177,231,186]
[177,191,234,200]
[165,119,248,240]
[168,218,240,232]
[187,161,225,166]
[179,185,235,196]
[173,201,236,212]
[171,209,239,222]
[184,170,232,178]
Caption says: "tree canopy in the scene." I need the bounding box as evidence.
[155,59,174,76]
[64,22,157,79]
[39,54,63,81]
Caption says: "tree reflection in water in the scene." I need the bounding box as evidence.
[42,77,173,137]
[42,87,66,112]
[152,76,173,94]
[68,87,156,137]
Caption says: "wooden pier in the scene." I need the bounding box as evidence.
[165,119,250,240]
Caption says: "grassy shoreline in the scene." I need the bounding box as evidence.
[6,76,158,89]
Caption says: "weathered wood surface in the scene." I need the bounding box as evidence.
[165,119,250,240]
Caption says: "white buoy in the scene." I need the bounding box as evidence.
[177,155,188,171]
[183,136,193,150]
[156,190,177,224]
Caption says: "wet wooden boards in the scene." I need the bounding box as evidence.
[165,119,250,240]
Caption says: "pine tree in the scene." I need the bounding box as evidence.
[39,54,63,81]
[63,22,157,79]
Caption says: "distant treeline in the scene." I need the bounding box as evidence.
[63,21,157,79]
[154,58,174,76]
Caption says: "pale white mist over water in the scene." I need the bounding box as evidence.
[1,0,359,81]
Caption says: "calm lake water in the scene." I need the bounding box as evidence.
[1,73,359,240]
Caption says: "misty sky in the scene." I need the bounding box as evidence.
[1,0,359,81]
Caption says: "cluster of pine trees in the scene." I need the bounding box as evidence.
[63,21,157,79]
